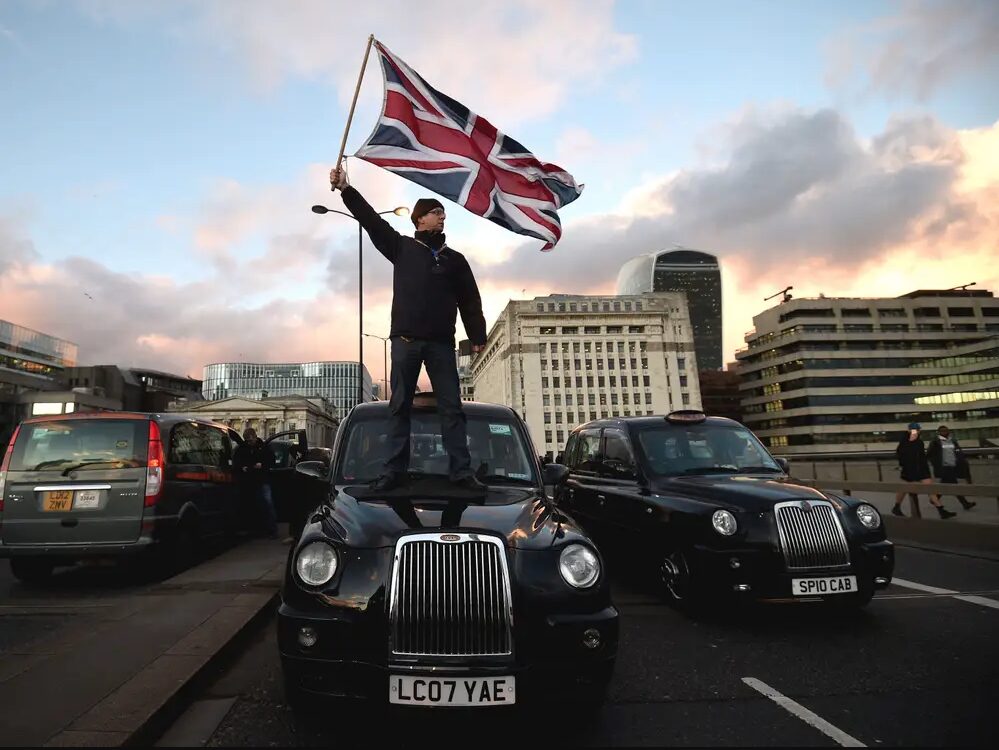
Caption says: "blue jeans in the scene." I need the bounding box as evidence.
[256,483,277,537]
[385,337,472,480]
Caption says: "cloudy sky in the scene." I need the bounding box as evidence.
[1,0,997,388]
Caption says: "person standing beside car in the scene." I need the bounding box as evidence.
[233,428,278,538]
[328,166,487,493]
[927,425,976,511]
[891,423,956,519]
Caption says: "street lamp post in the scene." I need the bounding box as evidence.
[312,203,408,409]
[363,332,389,401]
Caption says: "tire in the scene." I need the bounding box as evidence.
[10,557,55,585]
[659,548,711,614]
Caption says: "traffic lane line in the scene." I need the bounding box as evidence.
[742,677,865,748]
[890,577,999,610]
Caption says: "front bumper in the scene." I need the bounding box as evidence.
[278,601,618,703]
[690,538,895,602]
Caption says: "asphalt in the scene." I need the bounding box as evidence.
[176,544,999,748]
[1,499,996,749]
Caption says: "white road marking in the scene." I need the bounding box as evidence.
[890,578,999,610]
[742,677,865,748]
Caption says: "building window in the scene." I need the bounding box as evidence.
[542,377,549,387]
[545,430,552,442]
[679,375,688,387]
[634,392,641,404]
[586,376,594,387]
[640,342,647,352]
[564,360,571,370]
[598,376,606,387]
[608,360,615,370]
[543,395,550,406]
[584,326,600,334]
[541,359,548,370]
[629,325,645,333]
[557,430,565,442]
[588,394,596,405]
[632,376,639,387]
[599,394,607,405]
[682,393,690,405]
[544,412,552,424]
[562,326,578,334]
[575,377,583,387]
[595,342,603,352]
[613,302,621,311]
[611,394,619,405]
[573,359,581,370]
[555,413,563,424]
[607,325,622,334]
[555,394,562,406]
[590,411,597,420]
[553,377,560,388]
[609,376,617,387]
[566,394,574,405]
[644,376,651,386]
[619,358,627,369]
[622,393,630,404]
[584,342,591,353]
[569,303,577,312]
[630,359,638,369]
[597,359,604,370]
[540,326,556,334]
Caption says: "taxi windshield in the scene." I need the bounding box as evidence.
[338,413,538,486]
[636,421,780,477]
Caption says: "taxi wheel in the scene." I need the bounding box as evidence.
[10,557,55,585]
[660,549,696,607]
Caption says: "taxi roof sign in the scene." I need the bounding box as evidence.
[666,410,707,424]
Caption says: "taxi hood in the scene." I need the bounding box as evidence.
[649,473,834,513]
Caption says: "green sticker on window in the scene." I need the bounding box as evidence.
[489,423,512,435]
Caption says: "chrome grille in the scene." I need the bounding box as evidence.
[774,500,851,570]
[389,534,513,657]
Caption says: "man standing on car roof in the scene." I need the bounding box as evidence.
[330,166,487,492]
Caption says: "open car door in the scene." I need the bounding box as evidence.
[264,430,308,522]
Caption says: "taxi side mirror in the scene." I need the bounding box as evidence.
[775,457,790,474]
[295,460,328,481]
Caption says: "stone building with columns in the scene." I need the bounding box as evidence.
[168,395,339,448]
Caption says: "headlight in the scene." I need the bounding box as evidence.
[856,504,881,529]
[296,541,338,586]
[711,509,738,536]
[559,544,600,588]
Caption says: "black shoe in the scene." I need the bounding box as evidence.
[937,507,957,519]
[451,475,486,493]
[370,473,405,492]
[891,505,904,517]
[960,500,976,510]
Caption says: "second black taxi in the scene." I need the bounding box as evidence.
[554,411,894,610]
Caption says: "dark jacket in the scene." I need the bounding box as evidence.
[927,436,962,476]
[896,435,930,481]
[340,186,487,345]
[233,441,276,486]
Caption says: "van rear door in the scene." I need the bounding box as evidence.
[0,417,149,547]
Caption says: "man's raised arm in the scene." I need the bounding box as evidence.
[330,167,403,263]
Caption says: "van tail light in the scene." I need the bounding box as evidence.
[0,424,20,514]
[145,421,165,508]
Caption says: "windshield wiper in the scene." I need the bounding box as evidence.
[478,474,535,486]
[60,460,131,476]
[737,465,783,473]
[681,465,780,475]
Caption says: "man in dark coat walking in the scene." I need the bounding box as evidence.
[927,425,976,511]
[330,166,486,492]
[892,423,955,519]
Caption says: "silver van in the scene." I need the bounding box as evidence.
[0,412,306,583]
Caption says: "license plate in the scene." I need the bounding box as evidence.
[389,675,515,707]
[43,491,73,512]
[792,575,858,596]
[73,490,101,510]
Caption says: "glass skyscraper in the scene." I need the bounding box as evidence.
[616,248,722,370]
[202,361,372,421]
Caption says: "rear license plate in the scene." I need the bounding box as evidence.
[73,490,101,510]
[389,675,515,707]
[42,491,73,512]
[792,575,858,596]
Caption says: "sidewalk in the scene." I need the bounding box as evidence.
[859,491,999,560]
[0,537,288,748]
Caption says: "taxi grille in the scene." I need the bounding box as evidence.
[774,501,851,570]
[390,535,513,657]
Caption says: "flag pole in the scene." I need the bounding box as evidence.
[336,34,375,171]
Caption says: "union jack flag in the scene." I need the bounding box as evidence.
[354,40,583,250]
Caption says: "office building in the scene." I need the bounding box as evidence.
[0,319,79,445]
[736,289,999,454]
[457,339,475,402]
[202,361,371,420]
[63,366,202,413]
[698,364,743,423]
[471,294,700,458]
[616,247,723,370]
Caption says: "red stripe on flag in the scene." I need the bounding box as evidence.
[376,43,444,119]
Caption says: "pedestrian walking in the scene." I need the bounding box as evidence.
[891,423,956,519]
[927,426,976,511]
[329,166,487,493]
[233,428,279,538]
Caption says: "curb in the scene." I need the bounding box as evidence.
[42,585,281,748]
[884,515,999,560]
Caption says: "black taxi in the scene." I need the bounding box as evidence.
[553,411,894,610]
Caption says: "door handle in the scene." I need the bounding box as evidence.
[597,494,606,504]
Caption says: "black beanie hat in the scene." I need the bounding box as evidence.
[411,198,445,226]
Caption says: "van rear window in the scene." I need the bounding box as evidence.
[9,420,148,472]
